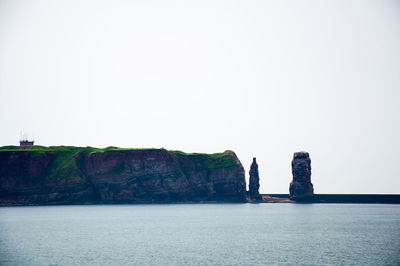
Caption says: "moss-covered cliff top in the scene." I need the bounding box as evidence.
[0,145,235,157]
[0,145,166,154]
[0,146,238,179]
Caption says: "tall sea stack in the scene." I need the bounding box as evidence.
[249,157,261,201]
[289,152,314,201]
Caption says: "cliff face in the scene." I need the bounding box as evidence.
[0,147,246,205]
[289,151,314,201]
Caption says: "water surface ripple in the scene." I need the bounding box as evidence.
[0,204,399,265]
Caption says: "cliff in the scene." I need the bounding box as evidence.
[0,146,246,205]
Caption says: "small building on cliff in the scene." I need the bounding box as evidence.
[20,140,34,149]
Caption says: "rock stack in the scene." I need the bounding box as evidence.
[249,157,262,201]
[289,152,314,201]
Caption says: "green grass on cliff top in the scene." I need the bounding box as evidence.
[0,146,86,180]
[0,145,166,153]
[0,145,235,158]
[0,146,238,177]
[170,150,237,170]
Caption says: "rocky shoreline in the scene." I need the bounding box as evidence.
[1,146,399,206]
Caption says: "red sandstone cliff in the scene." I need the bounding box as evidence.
[0,148,246,205]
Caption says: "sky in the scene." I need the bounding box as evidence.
[0,0,399,194]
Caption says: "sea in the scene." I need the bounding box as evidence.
[0,204,399,265]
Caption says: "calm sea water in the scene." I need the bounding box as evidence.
[0,204,399,265]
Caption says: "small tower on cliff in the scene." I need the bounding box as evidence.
[289,151,314,201]
[249,157,262,201]
[19,133,34,150]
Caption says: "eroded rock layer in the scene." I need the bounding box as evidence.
[0,147,246,205]
[289,151,314,201]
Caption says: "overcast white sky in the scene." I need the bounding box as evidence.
[1,0,399,193]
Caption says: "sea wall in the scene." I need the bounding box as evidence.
[0,146,246,205]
